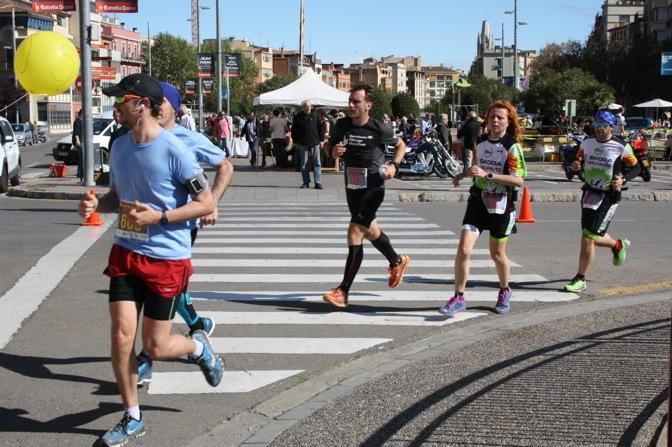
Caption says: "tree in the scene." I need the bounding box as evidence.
[142,33,196,89]
[531,41,584,74]
[459,76,517,115]
[391,92,419,119]
[0,78,25,122]
[370,86,392,120]
[523,67,614,117]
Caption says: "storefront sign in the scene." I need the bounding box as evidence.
[32,1,76,12]
[95,0,138,13]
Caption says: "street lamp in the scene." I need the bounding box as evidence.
[505,0,526,91]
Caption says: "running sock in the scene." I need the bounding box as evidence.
[176,292,201,329]
[339,245,363,294]
[192,339,204,358]
[612,240,623,254]
[125,406,141,421]
[455,292,464,298]
[574,274,586,281]
[371,232,400,266]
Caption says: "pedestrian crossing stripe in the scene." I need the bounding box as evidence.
[147,370,305,395]
[191,259,519,268]
[192,247,487,254]
[207,337,393,354]
[198,310,487,326]
[195,238,458,245]
[189,290,578,303]
[214,216,426,222]
[208,223,441,229]
[190,273,546,283]
[197,230,456,236]
[218,202,395,207]
[217,211,415,216]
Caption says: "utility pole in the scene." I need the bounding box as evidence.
[79,0,94,186]
[513,0,519,91]
[11,7,20,123]
[216,0,222,113]
[147,22,151,76]
[501,23,505,83]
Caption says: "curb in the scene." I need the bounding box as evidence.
[186,292,671,447]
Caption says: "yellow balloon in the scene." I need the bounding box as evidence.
[14,31,80,96]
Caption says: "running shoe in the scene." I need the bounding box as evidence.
[612,238,630,266]
[388,255,411,288]
[564,277,587,293]
[136,351,152,386]
[192,330,224,387]
[438,295,466,317]
[323,288,348,308]
[189,317,216,337]
[100,412,145,447]
[495,287,513,314]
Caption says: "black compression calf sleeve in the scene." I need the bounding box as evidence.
[371,232,400,266]
[339,245,363,293]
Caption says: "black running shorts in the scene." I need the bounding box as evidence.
[580,190,619,238]
[109,275,178,321]
[462,194,516,241]
[346,187,385,228]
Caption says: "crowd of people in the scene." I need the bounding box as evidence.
[75,72,636,447]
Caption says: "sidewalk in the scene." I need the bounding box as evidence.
[192,292,670,447]
[8,159,672,202]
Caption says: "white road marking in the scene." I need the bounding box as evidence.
[195,238,457,245]
[0,216,116,349]
[190,273,547,283]
[200,310,487,327]
[148,370,304,395]
[190,290,577,303]
[197,230,455,237]
[214,216,425,222]
[206,337,392,354]
[191,259,516,268]
[192,247,487,255]
[209,223,440,229]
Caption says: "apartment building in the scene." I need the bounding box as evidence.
[272,49,321,77]
[589,0,645,42]
[322,63,350,92]
[424,65,462,103]
[644,0,669,41]
[211,38,273,84]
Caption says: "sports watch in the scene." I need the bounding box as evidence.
[160,210,168,225]
[486,172,494,180]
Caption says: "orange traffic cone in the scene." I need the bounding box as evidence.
[82,211,103,226]
[516,186,536,223]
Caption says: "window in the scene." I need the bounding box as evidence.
[619,14,630,23]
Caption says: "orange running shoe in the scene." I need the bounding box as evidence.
[388,255,410,288]
[323,288,348,308]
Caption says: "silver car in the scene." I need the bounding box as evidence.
[10,123,33,146]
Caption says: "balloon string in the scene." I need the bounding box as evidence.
[0,93,29,113]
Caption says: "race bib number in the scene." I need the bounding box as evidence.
[582,190,605,210]
[116,201,149,241]
[346,167,368,190]
[481,191,507,214]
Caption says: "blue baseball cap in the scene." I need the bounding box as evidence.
[160,82,181,113]
[594,109,617,127]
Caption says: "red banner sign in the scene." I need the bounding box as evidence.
[95,0,138,13]
[32,0,76,12]
[92,66,118,81]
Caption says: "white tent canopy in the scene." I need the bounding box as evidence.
[253,68,349,108]
[633,98,672,108]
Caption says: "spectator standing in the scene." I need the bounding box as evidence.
[218,111,231,157]
[240,112,260,166]
[436,113,453,151]
[178,105,197,131]
[270,109,289,167]
[420,113,432,133]
[457,111,481,171]
[72,109,84,183]
[291,100,323,189]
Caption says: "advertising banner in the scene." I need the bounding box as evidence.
[32,1,76,12]
[223,53,242,78]
[95,0,138,13]
[198,53,214,79]
[202,79,213,95]
[185,80,196,95]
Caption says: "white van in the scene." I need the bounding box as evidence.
[52,110,115,165]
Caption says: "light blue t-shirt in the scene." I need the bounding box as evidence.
[168,125,226,167]
[110,129,204,260]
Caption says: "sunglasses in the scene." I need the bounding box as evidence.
[594,122,612,129]
[114,94,142,105]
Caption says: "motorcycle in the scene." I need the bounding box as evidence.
[629,131,652,182]
[386,129,462,179]
[560,134,585,182]
[37,127,48,144]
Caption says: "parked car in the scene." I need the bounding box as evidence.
[0,117,21,193]
[625,117,653,132]
[11,123,33,146]
[52,110,114,165]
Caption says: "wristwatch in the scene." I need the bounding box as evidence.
[389,161,400,171]
[486,172,494,180]
[160,210,168,225]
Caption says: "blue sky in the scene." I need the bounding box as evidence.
[117,0,605,72]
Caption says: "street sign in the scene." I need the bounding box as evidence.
[564,99,577,117]
[75,75,95,93]
[661,52,672,76]
[221,89,228,100]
